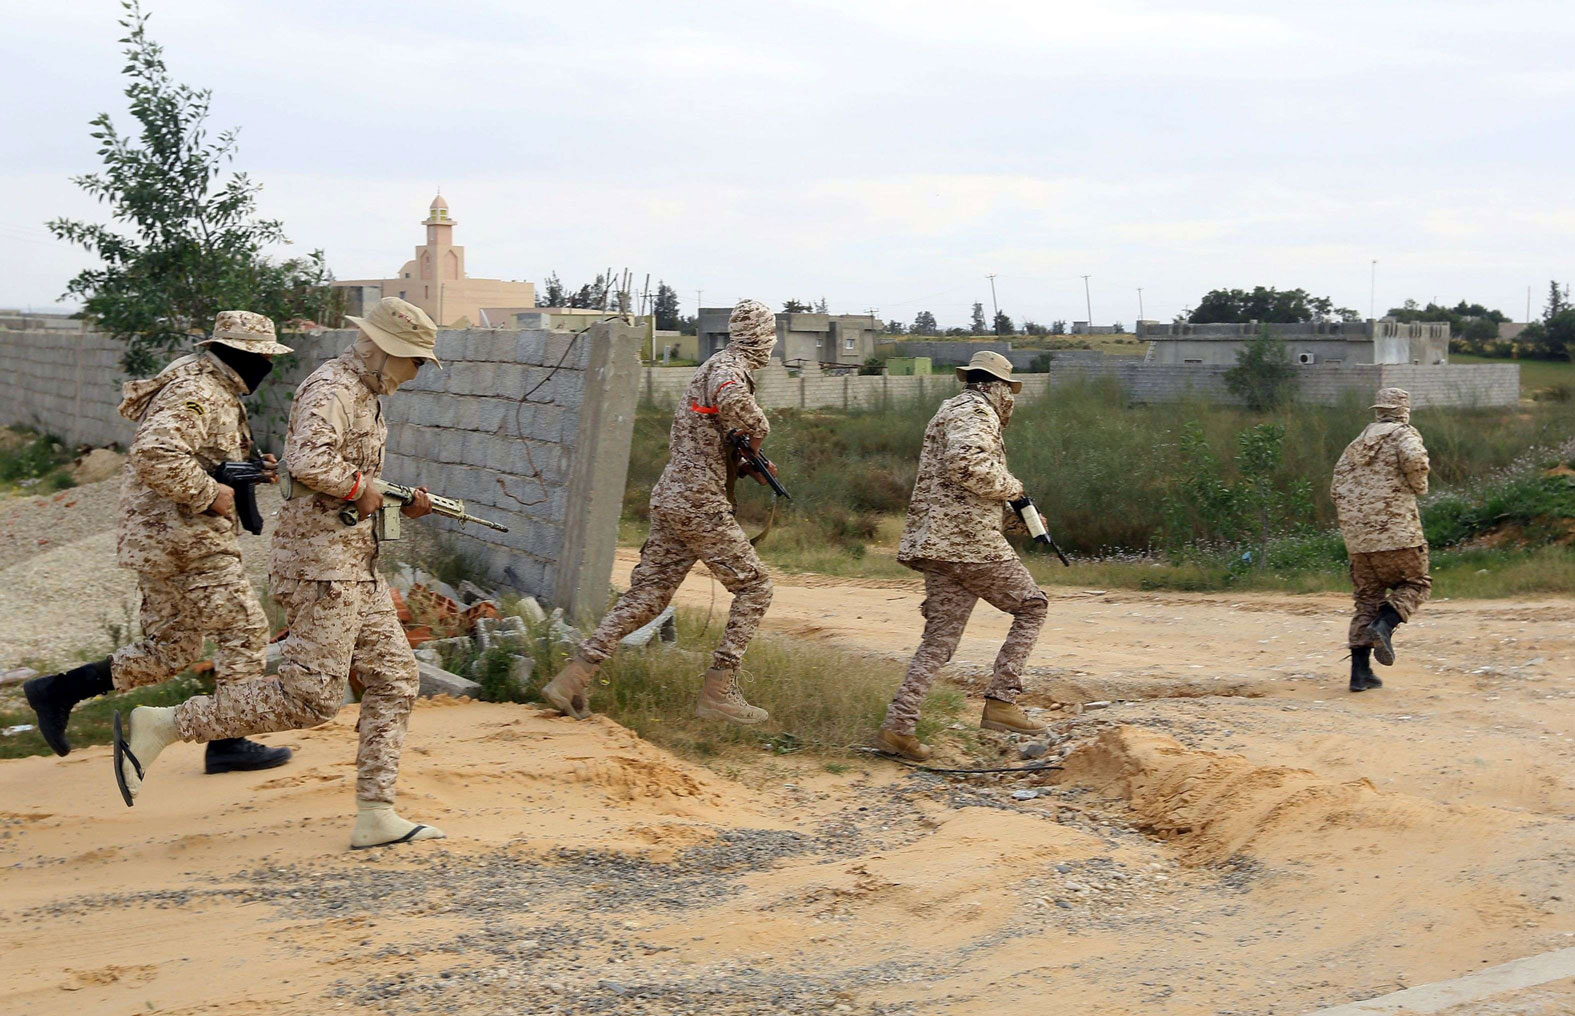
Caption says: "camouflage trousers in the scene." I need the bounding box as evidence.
[580,508,773,671]
[175,575,418,804]
[111,557,268,692]
[1347,545,1431,647]
[883,557,1049,736]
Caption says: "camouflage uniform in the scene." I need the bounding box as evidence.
[884,382,1048,736]
[1331,390,1432,647]
[577,305,775,670]
[111,352,269,692]
[174,351,419,804]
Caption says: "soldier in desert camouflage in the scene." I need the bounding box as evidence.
[1331,387,1432,692]
[110,297,446,850]
[23,311,294,776]
[875,351,1051,762]
[540,298,778,726]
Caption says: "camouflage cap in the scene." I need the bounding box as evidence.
[199,310,293,356]
[728,299,777,349]
[347,297,442,367]
[956,349,1022,393]
[1371,387,1410,410]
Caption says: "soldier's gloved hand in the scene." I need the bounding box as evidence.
[260,452,279,483]
[401,486,433,519]
[208,483,237,519]
[354,485,384,521]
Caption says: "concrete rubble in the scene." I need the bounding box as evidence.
[619,606,678,649]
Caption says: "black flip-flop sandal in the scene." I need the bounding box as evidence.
[351,825,429,850]
[112,711,142,808]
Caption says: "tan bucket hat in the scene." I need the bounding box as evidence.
[347,297,442,367]
[1371,387,1410,410]
[199,310,294,356]
[956,349,1022,393]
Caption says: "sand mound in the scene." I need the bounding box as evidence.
[1060,725,1519,866]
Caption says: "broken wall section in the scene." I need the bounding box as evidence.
[0,320,643,622]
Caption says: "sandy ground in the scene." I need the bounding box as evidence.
[1,497,1573,1014]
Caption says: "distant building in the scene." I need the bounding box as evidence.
[695,309,880,365]
[333,194,536,327]
[1137,320,1449,367]
[1070,322,1118,335]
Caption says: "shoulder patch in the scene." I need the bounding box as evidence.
[182,400,206,417]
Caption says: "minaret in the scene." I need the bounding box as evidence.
[423,192,454,248]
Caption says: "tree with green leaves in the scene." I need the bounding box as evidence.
[539,272,566,307]
[49,1,335,375]
[911,310,938,335]
[884,319,904,334]
[814,296,829,313]
[653,281,680,330]
[783,298,811,313]
[970,302,987,333]
[992,310,1013,335]
[1223,327,1297,410]
[1190,287,1357,325]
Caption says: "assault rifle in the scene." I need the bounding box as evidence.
[209,457,274,536]
[728,430,790,500]
[279,469,509,541]
[1008,495,1070,567]
[334,478,510,541]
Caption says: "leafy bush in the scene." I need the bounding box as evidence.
[1223,328,1296,410]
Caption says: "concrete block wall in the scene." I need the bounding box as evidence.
[0,321,643,620]
[0,326,134,448]
[640,360,1519,411]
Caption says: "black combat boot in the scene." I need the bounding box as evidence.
[1365,603,1404,666]
[1349,646,1382,692]
[204,738,293,774]
[23,658,114,756]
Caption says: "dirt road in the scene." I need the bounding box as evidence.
[0,501,1572,1014]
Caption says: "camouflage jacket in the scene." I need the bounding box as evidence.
[116,352,253,579]
[649,348,771,518]
[1331,421,1430,553]
[271,351,387,581]
[898,386,1028,565]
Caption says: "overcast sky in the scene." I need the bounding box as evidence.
[4,0,1572,327]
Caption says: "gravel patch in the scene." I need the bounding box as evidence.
[0,478,277,669]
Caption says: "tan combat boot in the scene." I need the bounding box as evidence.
[981,698,1047,735]
[694,668,769,725]
[541,656,597,720]
[874,727,933,762]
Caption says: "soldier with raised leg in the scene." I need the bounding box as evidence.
[110,297,446,850]
[875,351,1051,762]
[24,311,294,776]
[1331,387,1432,693]
[541,298,779,726]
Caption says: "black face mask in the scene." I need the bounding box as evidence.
[210,344,275,394]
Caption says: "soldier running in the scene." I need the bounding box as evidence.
[110,297,446,850]
[24,311,294,776]
[541,298,778,725]
[876,351,1051,762]
[1331,387,1432,693]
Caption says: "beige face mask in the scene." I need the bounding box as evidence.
[354,335,423,394]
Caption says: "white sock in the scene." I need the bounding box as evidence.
[121,706,179,799]
[350,800,446,849]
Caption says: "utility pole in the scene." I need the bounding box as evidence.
[1080,275,1092,325]
[1527,285,1532,323]
[1137,286,1145,323]
[1369,259,1377,320]
[986,274,1000,331]
[696,289,703,315]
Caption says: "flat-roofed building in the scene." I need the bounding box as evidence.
[695,308,880,365]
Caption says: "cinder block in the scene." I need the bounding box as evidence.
[515,331,546,366]
[477,398,508,434]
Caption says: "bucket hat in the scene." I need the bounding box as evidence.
[347,297,442,367]
[1371,387,1410,410]
[956,349,1022,393]
[198,310,293,356]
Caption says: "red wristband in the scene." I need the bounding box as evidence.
[345,471,363,501]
